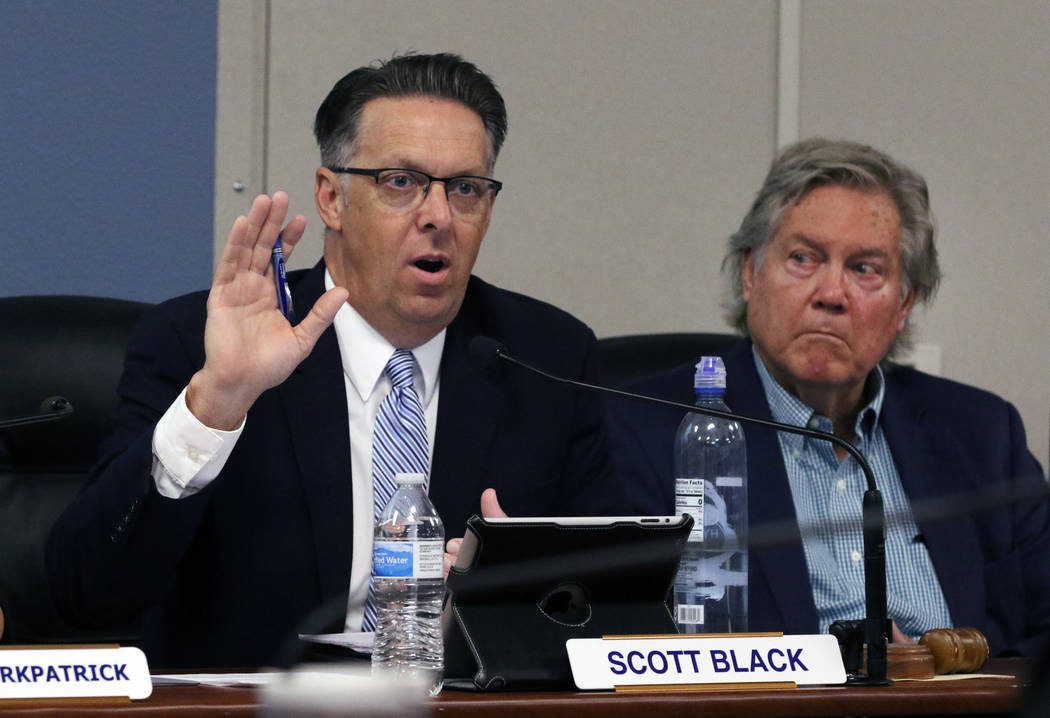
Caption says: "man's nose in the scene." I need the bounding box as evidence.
[813,266,848,312]
[418,181,453,229]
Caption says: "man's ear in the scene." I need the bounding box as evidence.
[896,285,918,331]
[315,168,344,232]
[741,249,755,302]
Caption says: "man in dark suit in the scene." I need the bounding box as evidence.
[48,53,620,668]
[609,138,1050,656]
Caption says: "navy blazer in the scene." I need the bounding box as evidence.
[607,339,1050,656]
[48,261,622,668]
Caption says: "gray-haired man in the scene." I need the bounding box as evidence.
[609,138,1050,656]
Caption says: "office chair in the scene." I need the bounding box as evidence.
[595,332,740,388]
[0,294,150,645]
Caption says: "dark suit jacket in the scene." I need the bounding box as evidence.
[48,261,622,668]
[607,339,1050,656]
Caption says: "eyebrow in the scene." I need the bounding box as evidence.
[788,234,894,261]
[383,157,491,178]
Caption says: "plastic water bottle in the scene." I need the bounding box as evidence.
[673,356,748,633]
[371,472,445,696]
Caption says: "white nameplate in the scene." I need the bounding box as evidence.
[567,634,846,689]
[0,646,152,700]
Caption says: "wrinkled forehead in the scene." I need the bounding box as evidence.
[765,184,903,251]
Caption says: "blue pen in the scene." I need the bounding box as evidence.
[271,234,295,322]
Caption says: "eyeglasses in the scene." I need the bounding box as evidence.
[328,167,502,218]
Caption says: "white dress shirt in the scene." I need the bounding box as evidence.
[151,269,444,632]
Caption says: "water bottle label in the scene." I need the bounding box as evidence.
[676,603,705,625]
[373,539,444,579]
[675,477,704,542]
[414,539,444,579]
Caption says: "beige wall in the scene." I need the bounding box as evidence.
[216,0,1049,469]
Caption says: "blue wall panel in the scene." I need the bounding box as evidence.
[0,0,217,302]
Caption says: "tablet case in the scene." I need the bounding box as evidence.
[442,514,692,691]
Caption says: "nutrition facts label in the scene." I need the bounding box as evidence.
[675,477,704,542]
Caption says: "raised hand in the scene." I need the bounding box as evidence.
[186,192,348,429]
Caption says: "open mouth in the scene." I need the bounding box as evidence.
[414,258,445,274]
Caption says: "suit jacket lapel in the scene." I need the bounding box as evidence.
[429,281,503,535]
[881,372,984,629]
[279,262,354,602]
[725,341,819,634]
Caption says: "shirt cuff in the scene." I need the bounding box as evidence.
[151,386,245,498]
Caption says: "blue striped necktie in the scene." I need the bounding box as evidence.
[362,349,430,631]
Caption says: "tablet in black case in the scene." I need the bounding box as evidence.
[442,514,692,691]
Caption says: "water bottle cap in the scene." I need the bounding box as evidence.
[693,356,727,392]
[394,472,427,485]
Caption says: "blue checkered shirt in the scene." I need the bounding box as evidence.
[752,348,952,638]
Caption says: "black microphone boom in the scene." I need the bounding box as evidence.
[469,335,890,685]
[0,396,74,430]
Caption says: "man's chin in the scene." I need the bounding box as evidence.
[791,358,865,392]
[776,345,857,385]
[758,346,854,394]
[397,294,464,331]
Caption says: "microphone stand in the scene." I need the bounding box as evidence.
[491,343,890,685]
[0,396,74,430]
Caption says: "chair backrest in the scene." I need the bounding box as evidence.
[596,332,740,388]
[0,294,150,644]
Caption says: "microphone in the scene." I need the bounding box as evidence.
[469,335,890,685]
[0,396,74,430]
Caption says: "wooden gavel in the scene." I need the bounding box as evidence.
[880,627,989,679]
[918,627,990,674]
